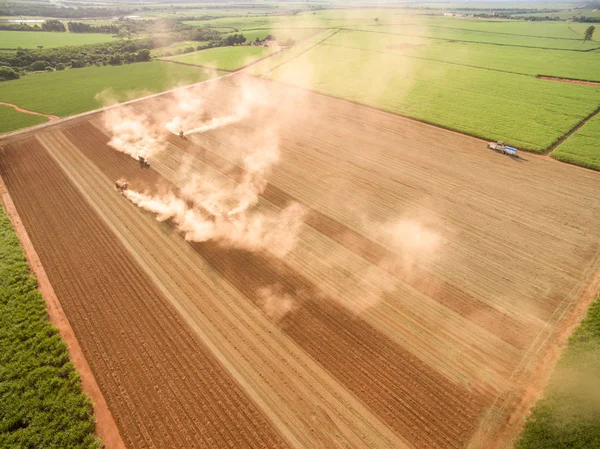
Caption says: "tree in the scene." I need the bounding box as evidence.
[109,53,123,65]
[0,66,20,81]
[29,60,48,71]
[135,49,150,62]
[584,25,595,42]
[41,20,66,32]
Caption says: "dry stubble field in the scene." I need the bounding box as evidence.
[0,76,599,449]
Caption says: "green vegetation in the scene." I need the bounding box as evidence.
[0,205,99,449]
[0,31,115,49]
[517,296,600,448]
[0,61,220,119]
[151,40,207,57]
[222,28,319,44]
[0,104,47,133]
[552,112,600,170]
[324,30,600,81]
[163,45,276,71]
[265,40,600,152]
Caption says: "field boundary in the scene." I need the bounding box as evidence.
[537,74,600,86]
[157,59,235,72]
[257,74,539,154]
[341,27,600,52]
[318,40,534,77]
[258,28,341,76]
[0,70,234,143]
[545,105,600,155]
[0,171,126,449]
[490,255,600,448]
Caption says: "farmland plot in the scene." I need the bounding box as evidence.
[0,76,599,449]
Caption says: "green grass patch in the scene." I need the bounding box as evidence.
[0,31,115,49]
[223,28,319,44]
[265,41,600,152]
[0,104,47,134]
[551,112,600,171]
[0,61,220,118]
[325,30,600,82]
[0,205,99,449]
[150,40,207,57]
[517,296,600,449]
[162,45,276,71]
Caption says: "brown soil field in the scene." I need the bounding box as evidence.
[1,75,599,449]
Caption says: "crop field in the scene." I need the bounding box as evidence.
[552,112,600,171]
[262,35,600,152]
[0,61,220,124]
[0,104,47,133]
[0,76,599,448]
[0,31,116,49]
[162,46,277,71]
[222,28,319,44]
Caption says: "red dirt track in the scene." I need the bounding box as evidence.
[1,75,599,449]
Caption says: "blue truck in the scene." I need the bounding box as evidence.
[488,141,518,157]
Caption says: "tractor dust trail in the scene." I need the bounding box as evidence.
[114,78,307,257]
[122,136,307,257]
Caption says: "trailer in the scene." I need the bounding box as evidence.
[487,141,518,157]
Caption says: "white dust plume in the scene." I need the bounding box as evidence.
[102,106,164,160]
[257,285,297,322]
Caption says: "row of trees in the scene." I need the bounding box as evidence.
[0,39,154,75]
[67,22,119,34]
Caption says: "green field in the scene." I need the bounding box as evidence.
[222,28,319,44]
[0,61,221,121]
[0,104,48,134]
[0,206,99,449]
[162,45,277,71]
[263,39,600,152]
[150,40,208,57]
[0,31,116,49]
[552,112,600,171]
[323,30,600,81]
[517,296,600,449]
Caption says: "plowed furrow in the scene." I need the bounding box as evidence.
[0,139,291,449]
[62,122,488,448]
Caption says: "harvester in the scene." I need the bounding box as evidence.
[138,155,150,168]
[115,180,129,193]
[487,141,518,157]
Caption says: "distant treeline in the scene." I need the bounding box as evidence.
[0,19,66,32]
[573,15,600,22]
[0,3,136,19]
[0,25,224,76]
[67,22,119,34]
[0,39,153,73]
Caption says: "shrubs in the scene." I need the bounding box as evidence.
[0,66,20,81]
[55,62,65,71]
[0,207,100,448]
[29,60,49,71]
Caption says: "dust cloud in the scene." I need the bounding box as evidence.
[104,77,307,257]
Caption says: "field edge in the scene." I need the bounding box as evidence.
[0,172,126,449]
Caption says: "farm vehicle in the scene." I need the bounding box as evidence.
[138,155,150,168]
[115,180,129,193]
[488,141,518,157]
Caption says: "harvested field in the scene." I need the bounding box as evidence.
[1,75,599,449]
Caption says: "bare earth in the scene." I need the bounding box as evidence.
[0,76,599,449]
